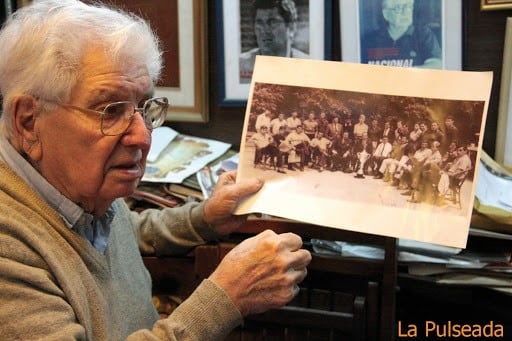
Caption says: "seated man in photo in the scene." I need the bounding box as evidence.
[353,132,373,179]
[396,140,432,191]
[310,131,332,172]
[437,145,472,204]
[374,135,409,180]
[250,125,277,169]
[408,140,443,203]
[274,125,291,173]
[368,136,392,176]
[331,131,354,172]
[284,125,310,171]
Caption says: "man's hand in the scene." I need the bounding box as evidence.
[209,229,312,316]
[203,170,263,235]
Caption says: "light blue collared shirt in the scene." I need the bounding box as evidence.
[0,136,113,254]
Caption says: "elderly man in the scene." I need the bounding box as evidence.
[0,1,311,339]
[437,145,472,203]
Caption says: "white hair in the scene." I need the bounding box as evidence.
[0,0,163,138]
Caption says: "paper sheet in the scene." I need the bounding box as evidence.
[147,126,179,162]
[235,56,493,248]
[143,133,231,184]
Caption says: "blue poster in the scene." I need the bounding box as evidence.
[359,0,442,69]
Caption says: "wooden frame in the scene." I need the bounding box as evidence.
[481,0,512,10]
[340,0,462,70]
[17,0,208,122]
[154,0,208,122]
[216,0,332,106]
[105,0,208,122]
[495,17,512,167]
[11,1,208,122]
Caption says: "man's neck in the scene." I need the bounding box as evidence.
[387,24,410,41]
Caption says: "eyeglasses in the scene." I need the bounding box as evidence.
[40,97,169,136]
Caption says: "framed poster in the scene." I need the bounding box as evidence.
[481,0,512,10]
[340,0,462,70]
[108,0,208,122]
[217,0,332,106]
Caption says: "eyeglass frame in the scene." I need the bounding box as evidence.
[37,96,169,136]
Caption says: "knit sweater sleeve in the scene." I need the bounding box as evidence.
[124,199,223,256]
[122,200,244,339]
[127,279,243,341]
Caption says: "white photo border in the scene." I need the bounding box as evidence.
[155,0,208,122]
[340,0,462,71]
[218,0,331,105]
[495,17,512,166]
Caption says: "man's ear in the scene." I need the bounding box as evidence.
[12,95,41,159]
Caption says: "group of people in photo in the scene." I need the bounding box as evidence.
[249,108,473,207]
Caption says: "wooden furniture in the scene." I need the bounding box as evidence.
[144,219,398,340]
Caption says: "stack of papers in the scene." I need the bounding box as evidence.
[474,150,512,231]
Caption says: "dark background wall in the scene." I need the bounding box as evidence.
[170,0,512,160]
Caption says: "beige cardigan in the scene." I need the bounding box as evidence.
[0,162,242,340]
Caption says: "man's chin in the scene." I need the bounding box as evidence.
[106,181,140,200]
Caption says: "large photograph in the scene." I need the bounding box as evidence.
[235,56,493,248]
[218,0,329,104]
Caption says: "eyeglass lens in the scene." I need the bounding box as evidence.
[144,97,168,129]
[101,97,168,135]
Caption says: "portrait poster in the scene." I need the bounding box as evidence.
[235,56,492,248]
[340,0,462,70]
[219,0,329,103]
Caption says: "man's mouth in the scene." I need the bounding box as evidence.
[113,162,139,170]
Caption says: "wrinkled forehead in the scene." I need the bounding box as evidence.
[383,0,414,8]
[74,45,152,99]
[255,7,285,21]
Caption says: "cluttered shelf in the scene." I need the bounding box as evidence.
[142,220,398,341]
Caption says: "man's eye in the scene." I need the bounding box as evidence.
[103,103,127,118]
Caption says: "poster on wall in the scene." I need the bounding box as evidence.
[340,0,462,70]
[235,56,492,248]
[105,0,208,122]
[217,0,331,104]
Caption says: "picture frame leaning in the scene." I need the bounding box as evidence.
[481,0,512,11]
[340,0,462,71]
[154,0,209,123]
[216,0,332,106]
[495,17,512,167]
[109,0,209,123]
